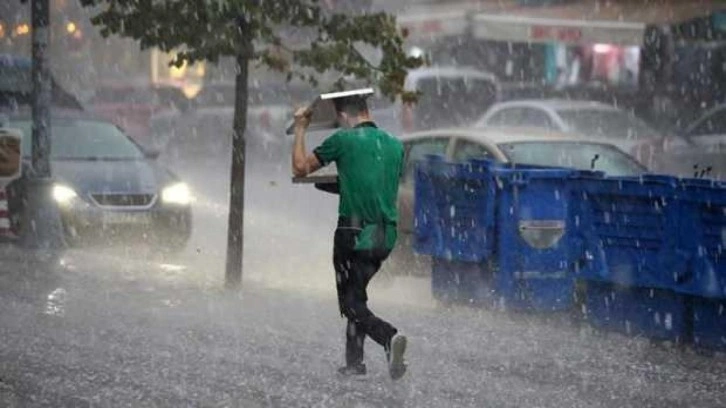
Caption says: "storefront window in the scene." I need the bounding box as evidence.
[553,44,640,89]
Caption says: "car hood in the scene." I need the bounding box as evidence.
[51,159,177,196]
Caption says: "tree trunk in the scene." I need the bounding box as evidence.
[224,50,250,288]
[31,0,51,179]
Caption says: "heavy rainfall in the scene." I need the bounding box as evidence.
[1,0,726,407]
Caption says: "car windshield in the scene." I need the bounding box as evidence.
[499,141,647,176]
[11,118,145,160]
[556,109,658,140]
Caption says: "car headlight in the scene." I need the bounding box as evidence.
[52,184,77,204]
[161,182,191,205]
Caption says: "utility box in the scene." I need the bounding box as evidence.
[0,127,22,186]
[0,126,22,238]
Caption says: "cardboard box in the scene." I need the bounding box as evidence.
[285,88,374,135]
[292,164,338,185]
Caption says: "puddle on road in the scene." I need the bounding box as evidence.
[159,263,186,273]
[162,298,182,308]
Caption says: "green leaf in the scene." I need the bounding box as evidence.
[81,0,422,101]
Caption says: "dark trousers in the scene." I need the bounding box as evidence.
[333,226,397,367]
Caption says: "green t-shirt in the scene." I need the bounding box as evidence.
[314,122,403,251]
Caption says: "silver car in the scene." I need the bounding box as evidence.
[474,99,672,169]
[657,104,726,179]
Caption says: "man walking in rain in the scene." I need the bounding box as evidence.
[292,95,408,380]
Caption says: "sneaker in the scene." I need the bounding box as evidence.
[387,334,408,380]
[338,363,367,376]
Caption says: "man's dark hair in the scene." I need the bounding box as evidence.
[333,95,369,116]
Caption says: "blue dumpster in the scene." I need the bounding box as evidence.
[692,297,726,351]
[419,158,586,311]
[677,178,726,351]
[676,178,726,299]
[414,157,496,262]
[417,157,498,305]
[575,174,689,342]
[492,166,580,312]
[584,281,688,342]
[575,174,683,290]
[416,152,726,346]
[583,281,626,332]
[413,155,442,257]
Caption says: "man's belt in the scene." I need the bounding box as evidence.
[337,217,396,229]
[338,216,363,229]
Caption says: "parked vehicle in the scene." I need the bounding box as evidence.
[0,54,83,111]
[681,103,726,149]
[5,110,192,251]
[385,126,647,278]
[474,99,685,170]
[159,80,315,159]
[653,103,726,179]
[88,81,183,147]
[401,66,499,133]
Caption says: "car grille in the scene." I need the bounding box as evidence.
[91,193,155,207]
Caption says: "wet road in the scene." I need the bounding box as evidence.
[1,152,725,407]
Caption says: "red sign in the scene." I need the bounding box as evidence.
[531,25,582,42]
[402,20,444,35]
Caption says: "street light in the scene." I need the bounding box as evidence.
[15,23,30,36]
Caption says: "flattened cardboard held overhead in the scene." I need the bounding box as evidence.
[285,88,375,135]
[289,88,374,188]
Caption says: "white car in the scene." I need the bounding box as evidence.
[386,126,647,278]
[155,81,314,159]
[474,99,671,169]
[400,66,499,132]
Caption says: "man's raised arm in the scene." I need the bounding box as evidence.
[292,107,322,178]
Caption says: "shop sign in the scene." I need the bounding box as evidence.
[531,25,583,42]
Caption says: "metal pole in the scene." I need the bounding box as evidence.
[31,0,51,178]
[21,0,65,252]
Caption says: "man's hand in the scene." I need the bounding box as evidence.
[292,106,321,178]
[294,106,312,130]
